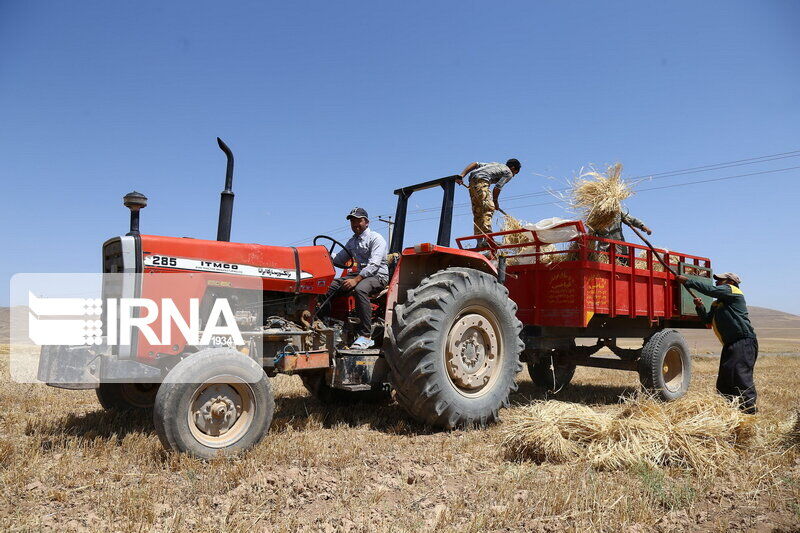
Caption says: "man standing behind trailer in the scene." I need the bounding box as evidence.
[592,210,653,261]
[457,159,521,244]
[327,207,389,350]
[676,272,758,413]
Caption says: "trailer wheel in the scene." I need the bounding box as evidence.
[527,356,576,393]
[300,372,390,404]
[387,267,524,429]
[96,382,159,410]
[153,349,274,459]
[638,329,691,401]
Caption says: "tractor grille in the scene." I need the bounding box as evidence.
[103,238,125,274]
[102,238,125,350]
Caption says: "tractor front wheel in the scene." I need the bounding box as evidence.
[153,349,274,459]
[387,267,524,429]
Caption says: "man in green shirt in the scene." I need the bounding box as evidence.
[676,272,758,413]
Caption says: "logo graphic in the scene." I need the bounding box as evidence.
[28,293,104,346]
[27,292,243,347]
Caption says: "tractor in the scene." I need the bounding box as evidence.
[37,139,524,458]
[37,139,713,458]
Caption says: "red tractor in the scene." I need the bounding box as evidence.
[37,139,712,458]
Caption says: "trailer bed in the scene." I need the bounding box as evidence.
[457,221,713,329]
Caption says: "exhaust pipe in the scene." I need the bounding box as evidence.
[216,137,235,241]
[123,191,147,236]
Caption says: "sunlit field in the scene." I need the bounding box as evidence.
[1,346,798,532]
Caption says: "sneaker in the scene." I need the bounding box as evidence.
[351,336,375,350]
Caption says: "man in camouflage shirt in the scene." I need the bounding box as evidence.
[591,210,652,263]
[457,158,521,244]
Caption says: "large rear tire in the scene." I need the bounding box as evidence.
[638,329,691,401]
[153,349,274,459]
[387,267,524,429]
[96,382,159,410]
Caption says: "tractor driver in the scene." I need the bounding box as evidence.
[324,207,389,350]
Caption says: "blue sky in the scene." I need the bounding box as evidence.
[2,1,799,312]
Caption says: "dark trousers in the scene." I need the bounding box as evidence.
[717,337,758,414]
[324,274,386,337]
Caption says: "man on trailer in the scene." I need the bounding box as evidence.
[457,159,522,245]
[591,210,653,264]
[323,207,389,350]
[676,272,758,413]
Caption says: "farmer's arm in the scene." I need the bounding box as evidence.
[694,297,713,324]
[621,212,652,234]
[459,162,480,178]
[358,234,386,279]
[681,278,737,303]
[492,172,513,212]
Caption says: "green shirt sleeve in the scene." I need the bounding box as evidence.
[684,279,737,303]
[695,302,713,325]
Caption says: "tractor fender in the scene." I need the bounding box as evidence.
[384,246,497,331]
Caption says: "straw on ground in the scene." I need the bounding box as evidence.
[502,392,797,473]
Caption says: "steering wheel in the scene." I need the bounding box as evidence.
[313,235,354,267]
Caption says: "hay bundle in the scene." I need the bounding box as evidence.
[502,393,766,472]
[788,412,800,446]
[501,215,557,265]
[502,402,609,462]
[631,250,681,271]
[570,163,633,232]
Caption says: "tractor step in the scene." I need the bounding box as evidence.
[337,349,382,356]
[331,353,387,389]
[335,383,373,392]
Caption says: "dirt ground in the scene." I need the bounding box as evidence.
[1,346,798,532]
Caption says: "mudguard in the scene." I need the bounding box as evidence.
[37,344,162,389]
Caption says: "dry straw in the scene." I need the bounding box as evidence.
[501,215,558,265]
[501,393,792,473]
[569,163,633,232]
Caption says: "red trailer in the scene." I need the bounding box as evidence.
[457,220,714,398]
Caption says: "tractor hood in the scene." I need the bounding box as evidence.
[104,234,336,295]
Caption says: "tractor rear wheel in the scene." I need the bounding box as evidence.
[96,382,159,410]
[153,349,274,459]
[387,267,524,429]
[638,329,691,401]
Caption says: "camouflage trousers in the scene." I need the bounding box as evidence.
[469,180,495,236]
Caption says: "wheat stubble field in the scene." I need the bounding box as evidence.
[1,344,798,532]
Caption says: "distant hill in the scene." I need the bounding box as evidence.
[0,306,29,345]
[2,305,798,352]
[681,306,800,354]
